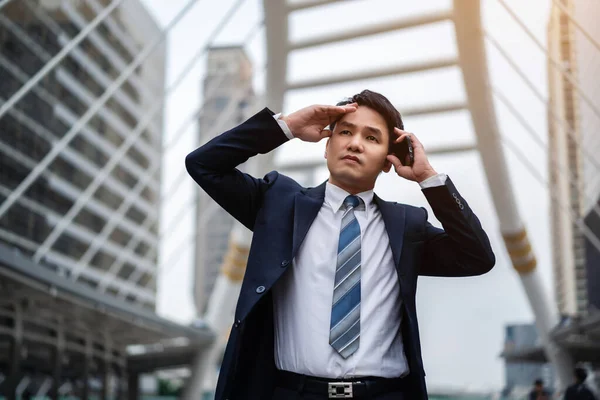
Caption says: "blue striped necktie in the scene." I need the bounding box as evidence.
[329,195,364,359]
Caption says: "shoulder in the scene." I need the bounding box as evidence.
[378,196,428,219]
[264,170,304,191]
[261,171,307,203]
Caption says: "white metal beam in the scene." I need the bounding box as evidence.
[0,52,158,193]
[91,0,255,291]
[290,11,453,50]
[402,101,467,117]
[551,0,600,54]
[54,68,158,160]
[90,82,247,287]
[496,0,600,124]
[0,227,155,302]
[453,0,574,390]
[0,0,199,224]
[287,57,457,90]
[493,88,600,249]
[0,135,156,249]
[24,0,155,104]
[0,0,124,120]
[485,33,600,172]
[263,0,289,111]
[59,1,156,101]
[106,84,252,293]
[286,0,346,12]
[86,0,141,60]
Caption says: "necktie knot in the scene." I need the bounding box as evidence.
[344,195,361,210]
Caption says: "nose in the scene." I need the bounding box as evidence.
[347,135,363,152]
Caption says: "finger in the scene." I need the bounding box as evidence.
[320,128,332,138]
[319,104,357,116]
[393,132,409,144]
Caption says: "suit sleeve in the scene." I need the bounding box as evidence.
[418,177,496,277]
[185,108,289,231]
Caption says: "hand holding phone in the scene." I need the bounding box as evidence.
[390,132,414,167]
[388,129,439,183]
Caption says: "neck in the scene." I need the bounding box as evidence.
[328,177,374,195]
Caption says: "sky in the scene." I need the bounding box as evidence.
[139,0,556,392]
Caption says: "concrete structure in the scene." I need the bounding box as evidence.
[571,0,600,315]
[547,0,600,316]
[0,1,214,398]
[0,0,166,309]
[193,46,255,316]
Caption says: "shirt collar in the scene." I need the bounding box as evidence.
[325,181,374,219]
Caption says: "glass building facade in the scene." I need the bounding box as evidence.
[0,0,166,310]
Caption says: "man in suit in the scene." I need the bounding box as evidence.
[564,368,598,400]
[186,90,495,399]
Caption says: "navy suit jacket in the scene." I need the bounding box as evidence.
[185,108,496,400]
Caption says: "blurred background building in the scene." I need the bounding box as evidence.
[0,1,210,399]
[502,324,556,398]
[547,0,600,318]
[0,0,164,309]
[193,46,255,316]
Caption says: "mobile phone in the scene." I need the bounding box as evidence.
[390,135,414,166]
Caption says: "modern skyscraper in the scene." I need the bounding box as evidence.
[0,0,166,309]
[547,0,600,316]
[193,46,255,315]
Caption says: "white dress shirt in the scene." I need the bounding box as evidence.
[271,114,446,378]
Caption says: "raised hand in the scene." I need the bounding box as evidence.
[387,128,438,183]
[281,103,358,142]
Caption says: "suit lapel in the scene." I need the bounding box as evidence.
[292,181,326,259]
[375,196,406,269]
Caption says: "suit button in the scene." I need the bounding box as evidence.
[281,260,289,268]
[234,320,240,328]
[256,285,265,294]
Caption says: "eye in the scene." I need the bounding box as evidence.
[367,135,378,142]
[340,130,351,135]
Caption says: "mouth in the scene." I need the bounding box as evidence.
[342,155,360,164]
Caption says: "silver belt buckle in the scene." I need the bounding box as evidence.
[328,382,353,398]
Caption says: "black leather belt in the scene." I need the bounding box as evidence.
[276,369,407,398]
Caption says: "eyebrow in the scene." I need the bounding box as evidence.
[338,120,383,137]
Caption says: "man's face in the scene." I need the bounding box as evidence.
[325,105,392,193]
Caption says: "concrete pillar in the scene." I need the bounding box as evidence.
[1,336,22,400]
[100,361,109,400]
[127,371,139,400]
[81,356,90,400]
[49,346,62,400]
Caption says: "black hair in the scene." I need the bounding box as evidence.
[331,89,404,151]
[575,367,588,383]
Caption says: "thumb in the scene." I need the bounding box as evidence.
[320,128,332,139]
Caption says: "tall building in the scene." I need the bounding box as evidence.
[0,0,165,309]
[193,46,255,315]
[547,0,600,316]
[0,1,200,397]
[502,324,556,397]
[0,0,166,310]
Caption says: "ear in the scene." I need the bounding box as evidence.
[324,138,330,159]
